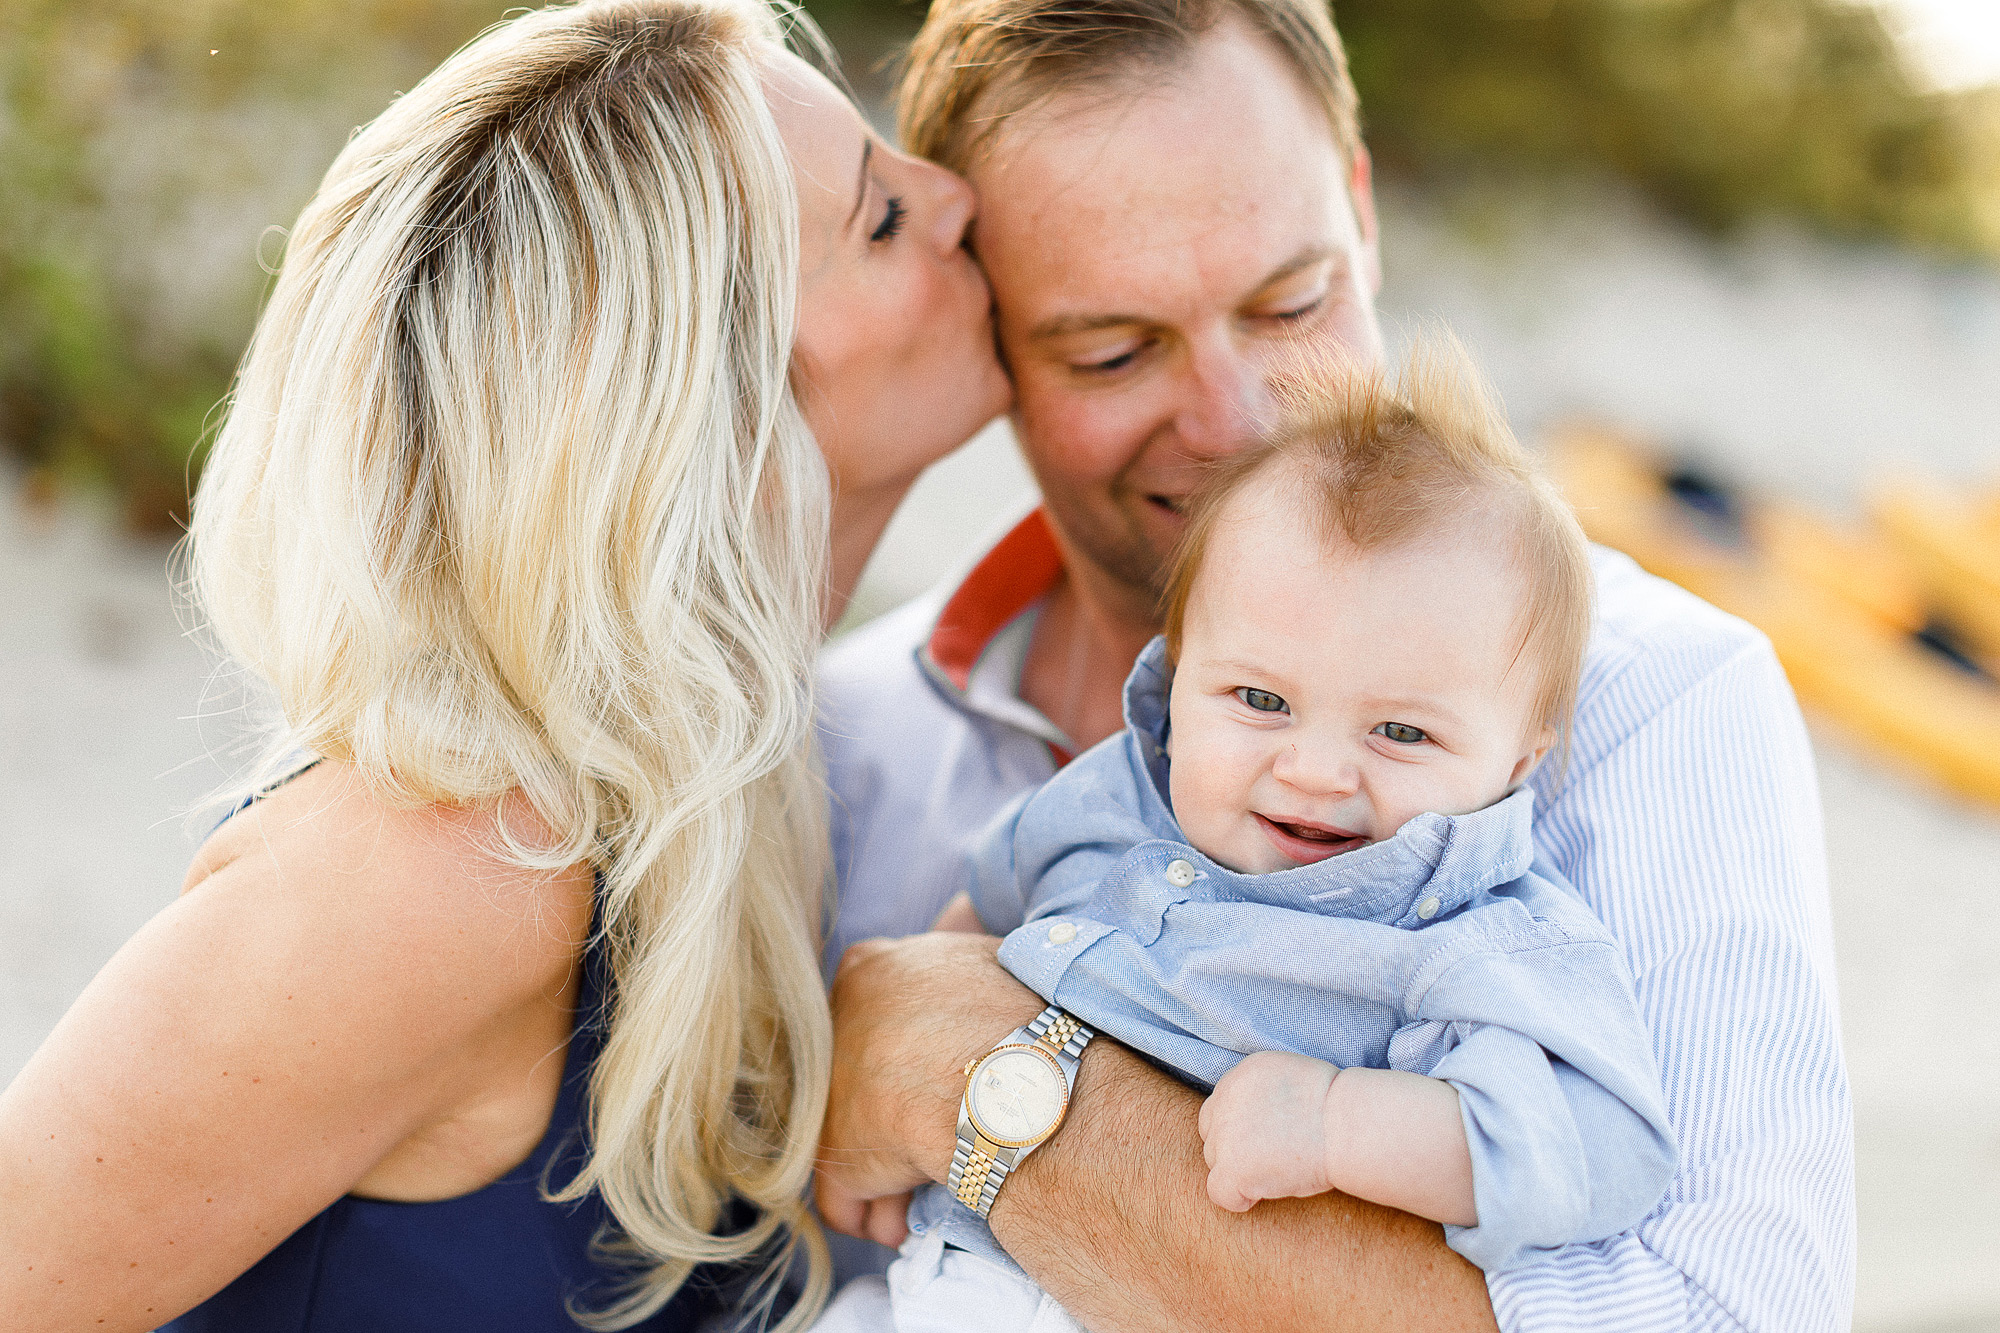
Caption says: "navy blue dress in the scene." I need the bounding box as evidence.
[158,865,748,1331]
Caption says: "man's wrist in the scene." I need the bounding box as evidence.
[887,935,1049,1187]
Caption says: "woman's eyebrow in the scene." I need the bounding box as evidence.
[846,140,872,231]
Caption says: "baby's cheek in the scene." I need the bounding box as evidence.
[1168,752,1244,864]
[1380,760,1502,833]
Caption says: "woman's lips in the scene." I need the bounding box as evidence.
[1255,813,1369,865]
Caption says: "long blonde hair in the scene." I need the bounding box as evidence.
[190,1,834,1324]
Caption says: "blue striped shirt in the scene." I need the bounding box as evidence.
[819,522,1855,1331]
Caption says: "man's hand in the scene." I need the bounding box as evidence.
[815,931,1047,1241]
[1199,1051,1339,1212]
[816,1178,915,1249]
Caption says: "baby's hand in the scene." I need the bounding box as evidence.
[1197,1051,1339,1212]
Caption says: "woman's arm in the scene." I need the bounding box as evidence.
[819,931,1498,1333]
[0,764,592,1333]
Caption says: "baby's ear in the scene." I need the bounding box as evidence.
[1507,724,1556,788]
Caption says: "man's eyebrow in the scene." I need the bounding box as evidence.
[846,140,872,231]
[1026,247,1342,343]
[1028,310,1152,342]
[1261,246,1339,291]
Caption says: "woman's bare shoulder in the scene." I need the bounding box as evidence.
[0,764,596,1328]
[185,761,594,989]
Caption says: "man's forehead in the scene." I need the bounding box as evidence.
[968,29,1356,322]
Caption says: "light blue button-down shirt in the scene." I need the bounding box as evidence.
[820,536,1853,1330]
[916,636,1677,1274]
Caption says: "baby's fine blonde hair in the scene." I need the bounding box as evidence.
[1163,333,1594,746]
[191,1,835,1325]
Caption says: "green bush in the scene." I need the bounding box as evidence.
[1337,0,2000,254]
[0,0,527,529]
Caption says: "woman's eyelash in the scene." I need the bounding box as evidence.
[871,197,907,243]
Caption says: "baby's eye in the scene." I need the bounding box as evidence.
[1235,687,1289,714]
[1373,722,1428,745]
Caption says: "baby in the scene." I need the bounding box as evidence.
[819,339,1676,1333]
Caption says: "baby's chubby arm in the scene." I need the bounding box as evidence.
[1200,1051,1476,1227]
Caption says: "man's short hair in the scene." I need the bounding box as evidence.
[897,0,1362,175]
[1161,333,1595,746]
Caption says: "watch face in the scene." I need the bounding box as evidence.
[966,1046,1067,1147]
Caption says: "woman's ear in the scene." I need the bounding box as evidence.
[1508,724,1556,789]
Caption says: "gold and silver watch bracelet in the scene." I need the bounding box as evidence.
[947,1005,1094,1218]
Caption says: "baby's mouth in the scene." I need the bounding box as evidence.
[1256,813,1369,864]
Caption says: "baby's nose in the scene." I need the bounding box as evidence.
[1272,739,1361,795]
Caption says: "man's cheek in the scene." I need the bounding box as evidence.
[1019,405,1129,488]
[1058,406,1154,482]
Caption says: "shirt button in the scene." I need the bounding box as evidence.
[1047,921,1078,945]
[1165,859,1197,888]
[1416,896,1441,920]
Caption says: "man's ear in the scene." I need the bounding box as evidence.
[1348,144,1382,297]
[1508,724,1556,789]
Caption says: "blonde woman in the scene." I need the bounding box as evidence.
[0,2,1008,1330]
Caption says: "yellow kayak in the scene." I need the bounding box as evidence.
[1871,478,2000,665]
[1547,423,2000,807]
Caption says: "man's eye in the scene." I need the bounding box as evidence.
[870,196,907,243]
[1235,688,1289,714]
[1074,343,1146,375]
[1373,722,1428,744]
[1267,296,1324,323]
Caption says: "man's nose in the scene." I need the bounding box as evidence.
[1172,340,1278,458]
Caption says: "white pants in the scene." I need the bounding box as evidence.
[812,1232,1085,1333]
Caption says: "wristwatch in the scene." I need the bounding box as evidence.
[948,1004,1095,1218]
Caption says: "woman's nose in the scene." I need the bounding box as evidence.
[918,157,979,255]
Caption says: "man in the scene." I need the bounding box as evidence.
[814,0,1855,1328]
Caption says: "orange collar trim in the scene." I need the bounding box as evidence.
[926,508,1065,692]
